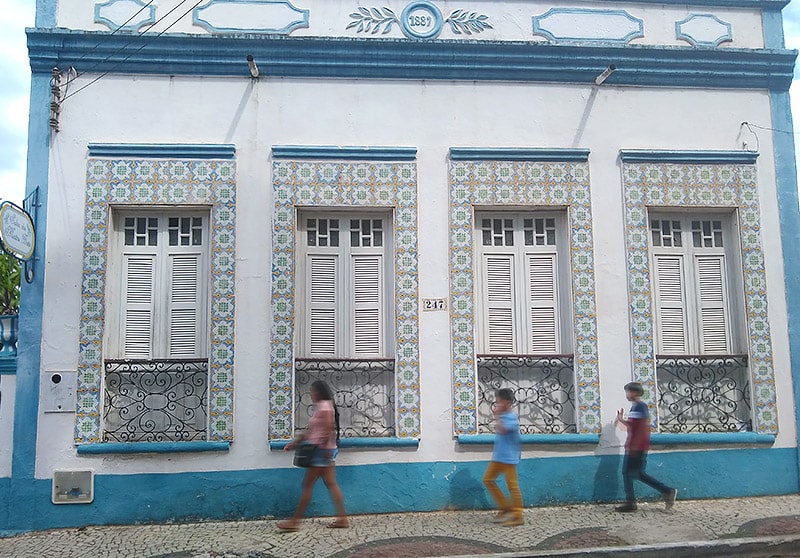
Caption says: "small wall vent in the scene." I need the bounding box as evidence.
[52,469,94,504]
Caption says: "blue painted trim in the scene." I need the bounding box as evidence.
[87,143,236,159]
[13,73,51,480]
[458,434,600,445]
[619,149,760,163]
[675,14,733,47]
[192,0,309,34]
[450,148,590,162]
[77,441,231,454]
[1,447,796,533]
[0,358,16,375]
[94,0,156,32]
[400,1,444,40]
[769,89,800,488]
[35,0,57,28]
[651,433,775,445]
[762,7,786,49]
[26,30,797,91]
[270,437,420,450]
[533,8,644,44]
[272,146,417,160]
[595,0,787,7]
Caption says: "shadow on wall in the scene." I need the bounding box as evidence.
[594,421,624,502]
[448,467,490,510]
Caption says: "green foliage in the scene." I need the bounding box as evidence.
[0,252,21,315]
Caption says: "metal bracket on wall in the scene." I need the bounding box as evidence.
[23,187,39,283]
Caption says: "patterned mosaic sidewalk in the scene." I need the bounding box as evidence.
[2,495,800,558]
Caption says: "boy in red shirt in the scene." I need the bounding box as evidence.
[614,382,677,512]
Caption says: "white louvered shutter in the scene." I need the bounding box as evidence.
[352,255,383,355]
[168,253,201,357]
[483,255,515,353]
[122,255,156,358]
[308,255,338,355]
[654,255,688,354]
[695,255,730,353]
[526,254,558,353]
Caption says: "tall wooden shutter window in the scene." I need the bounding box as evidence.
[300,214,390,358]
[308,256,338,355]
[695,255,729,353]
[650,215,734,356]
[168,255,201,357]
[653,255,688,354]
[116,213,208,359]
[122,255,156,358]
[526,254,558,353]
[483,255,515,353]
[352,256,383,355]
[476,213,565,355]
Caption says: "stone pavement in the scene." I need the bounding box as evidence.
[2,494,800,558]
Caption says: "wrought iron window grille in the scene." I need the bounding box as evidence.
[477,354,576,434]
[295,358,396,438]
[102,359,209,442]
[656,354,751,433]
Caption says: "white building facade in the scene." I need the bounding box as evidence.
[4,0,799,531]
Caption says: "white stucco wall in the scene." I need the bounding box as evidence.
[54,0,765,49]
[33,73,795,478]
[0,376,16,477]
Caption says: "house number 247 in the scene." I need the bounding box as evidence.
[422,298,447,311]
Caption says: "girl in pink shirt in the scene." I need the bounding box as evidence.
[278,381,349,531]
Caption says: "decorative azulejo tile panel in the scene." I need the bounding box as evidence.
[448,159,600,435]
[77,157,237,443]
[622,162,777,434]
[270,160,420,439]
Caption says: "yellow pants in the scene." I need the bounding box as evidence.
[483,461,523,518]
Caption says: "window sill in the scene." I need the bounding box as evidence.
[77,441,231,455]
[270,437,420,450]
[458,434,600,445]
[651,433,775,446]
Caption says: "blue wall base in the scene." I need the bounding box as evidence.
[0,447,796,534]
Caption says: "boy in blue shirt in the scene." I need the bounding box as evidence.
[482,388,523,527]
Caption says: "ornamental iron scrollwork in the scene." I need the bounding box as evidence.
[477,355,576,434]
[295,358,396,438]
[103,359,208,442]
[656,355,751,433]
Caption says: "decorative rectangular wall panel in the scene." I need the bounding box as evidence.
[270,154,419,439]
[621,155,777,434]
[77,152,237,443]
[448,152,600,435]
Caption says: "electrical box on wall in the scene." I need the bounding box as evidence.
[52,470,94,504]
[42,371,76,413]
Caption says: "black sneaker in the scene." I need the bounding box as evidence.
[665,488,678,510]
[614,503,638,513]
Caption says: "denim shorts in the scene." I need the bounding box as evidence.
[310,447,338,467]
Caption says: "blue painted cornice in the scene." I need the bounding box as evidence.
[450,148,590,161]
[598,0,788,7]
[88,143,236,159]
[272,146,417,160]
[620,149,760,163]
[27,29,796,91]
